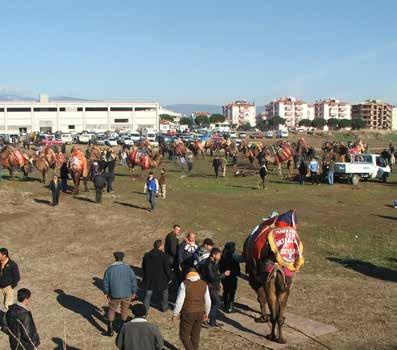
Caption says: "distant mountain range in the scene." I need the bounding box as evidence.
[164,104,223,115]
[0,94,91,102]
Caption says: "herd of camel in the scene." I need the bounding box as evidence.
[0,136,368,191]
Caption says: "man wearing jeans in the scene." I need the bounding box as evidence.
[309,157,320,185]
[0,248,20,310]
[199,248,230,328]
[142,240,172,315]
[144,172,159,212]
[103,252,137,337]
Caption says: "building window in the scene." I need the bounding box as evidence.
[135,107,154,111]
[77,107,83,111]
[68,125,75,130]
[33,107,57,112]
[110,107,133,111]
[85,107,108,111]
[114,118,129,123]
[60,107,66,112]
[7,108,31,112]
[0,108,4,112]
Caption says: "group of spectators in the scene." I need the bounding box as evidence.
[101,224,241,350]
[0,247,40,350]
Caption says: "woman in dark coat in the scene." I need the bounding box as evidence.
[219,242,241,313]
[142,240,172,315]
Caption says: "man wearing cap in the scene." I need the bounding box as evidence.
[103,252,137,337]
[172,268,211,350]
[116,303,164,350]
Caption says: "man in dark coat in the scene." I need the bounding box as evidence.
[142,240,172,315]
[200,248,230,327]
[48,175,62,206]
[116,303,164,350]
[165,225,181,272]
[93,173,107,204]
[212,156,221,178]
[105,150,116,192]
[5,288,40,350]
[0,248,20,310]
[60,162,69,193]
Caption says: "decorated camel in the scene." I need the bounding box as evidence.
[293,138,315,167]
[127,145,162,177]
[243,210,304,344]
[34,146,66,183]
[264,141,294,178]
[0,145,32,180]
[68,146,89,194]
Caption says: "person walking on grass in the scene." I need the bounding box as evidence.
[93,172,107,204]
[0,248,20,310]
[221,156,227,177]
[309,157,320,185]
[116,303,164,350]
[328,157,335,185]
[49,175,61,206]
[298,161,308,185]
[103,252,137,337]
[219,242,241,313]
[259,163,268,190]
[172,268,211,350]
[212,155,221,178]
[178,232,199,278]
[187,151,193,173]
[144,172,159,212]
[60,161,69,193]
[142,240,172,315]
[159,168,167,198]
[199,248,230,328]
[5,288,40,350]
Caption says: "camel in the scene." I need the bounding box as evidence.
[33,147,66,183]
[243,210,304,344]
[127,146,162,177]
[0,145,31,180]
[293,138,315,167]
[68,146,89,194]
[264,142,294,178]
[190,140,205,159]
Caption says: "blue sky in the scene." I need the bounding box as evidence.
[1,0,396,105]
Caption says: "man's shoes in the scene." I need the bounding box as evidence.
[207,321,223,328]
[103,321,114,337]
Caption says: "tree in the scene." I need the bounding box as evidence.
[269,116,286,129]
[237,122,252,131]
[159,114,174,122]
[209,114,225,124]
[351,117,366,130]
[179,117,193,127]
[256,120,267,131]
[298,119,312,127]
[338,119,352,129]
[327,118,339,129]
[311,118,327,129]
[195,115,210,126]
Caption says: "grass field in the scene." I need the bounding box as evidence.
[0,136,396,350]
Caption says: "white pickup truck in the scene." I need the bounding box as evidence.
[334,153,390,185]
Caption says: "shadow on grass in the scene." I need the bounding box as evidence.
[226,185,258,190]
[52,337,82,350]
[74,196,96,203]
[114,201,148,211]
[33,198,51,205]
[372,214,397,221]
[327,257,397,283]
[54,289,107,333]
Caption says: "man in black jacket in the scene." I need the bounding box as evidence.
[49,175,62,206]
[93,173,107,204]
[60,162,69,193]
[105,149,116,192]
[5,288,40,350]
[165,225,181,271]
[142,240,172,315]
[0,248,20,310]
[212,156,222,178]
[200,248,230,327]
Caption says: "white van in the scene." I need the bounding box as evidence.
[276,129,289,138]
[61,133,73,144]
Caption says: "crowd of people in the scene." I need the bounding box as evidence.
[0,225,243,350]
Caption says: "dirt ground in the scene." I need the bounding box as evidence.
[0,135,396,350]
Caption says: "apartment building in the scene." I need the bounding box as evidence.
[223,100,256,126]
[314,99,351,120]
[392,107,397,131]
[265,97,311,128]
[352,100,392,130]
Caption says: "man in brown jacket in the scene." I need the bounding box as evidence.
[172,269,211,350]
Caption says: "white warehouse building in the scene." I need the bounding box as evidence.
[0,94,160,134]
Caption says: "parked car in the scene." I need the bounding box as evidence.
[39,136,63,147]
[239,132,247,138]
[95,136,106,146]
[276,129,289,138]
[61,133,73,144]
[265,131,273,138]
[251,132,264,139]
[105,138,118,147]
[78,133,95,144]
[334,153,391,185]
[123,137,135,146]
[129,132,141,143]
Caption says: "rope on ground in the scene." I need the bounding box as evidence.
[285,322,334,350]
